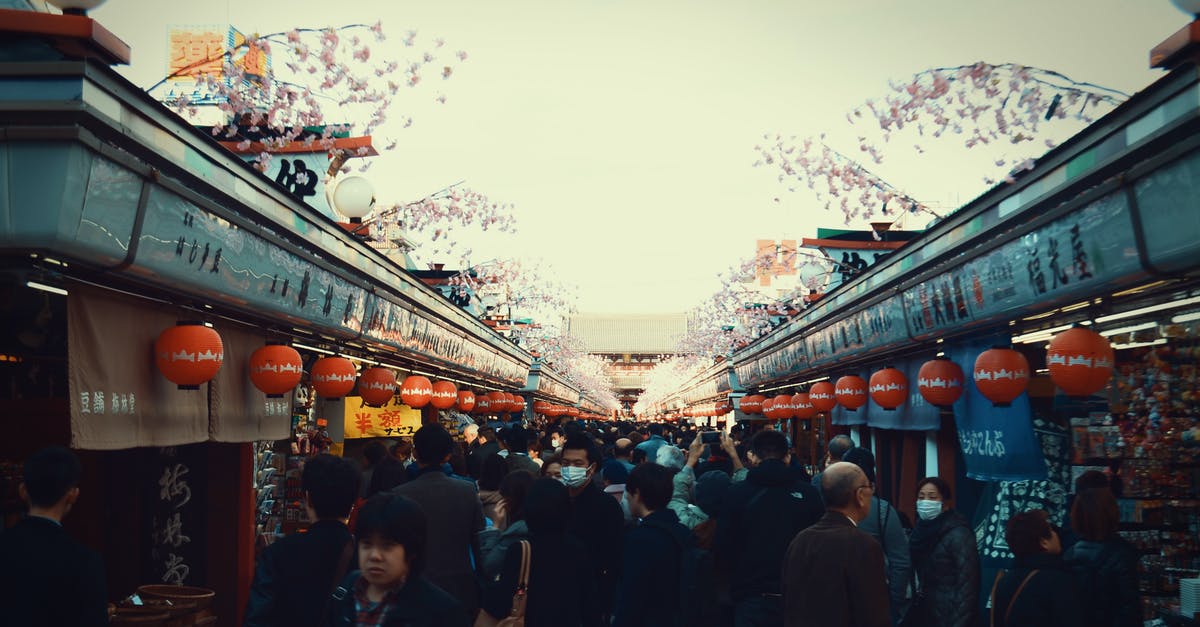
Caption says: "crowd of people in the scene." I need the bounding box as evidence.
[0,416,1143,627]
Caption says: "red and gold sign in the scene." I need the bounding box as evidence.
[343,397,421,439]
[917,358,964,407]
[358,367,397,408]
[399,375,433,408]
[868,367,908,411]
[311,357,357,399]
[973,347,1029,407]
[809,381,837,412]
[835,375,868,410]
[430,380,458,410]
[1047,326,1114,397]
[248,344,303,397]
[155,322,224,390]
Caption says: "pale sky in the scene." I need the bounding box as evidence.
[93,0,1186,314]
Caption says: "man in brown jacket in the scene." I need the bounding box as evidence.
[782,461,891,627]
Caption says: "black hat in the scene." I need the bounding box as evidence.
[841,446,876,484]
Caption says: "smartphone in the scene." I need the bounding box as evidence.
[701,431,721,445]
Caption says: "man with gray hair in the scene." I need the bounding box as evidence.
[782,462,890,627]
[812,434,855,488]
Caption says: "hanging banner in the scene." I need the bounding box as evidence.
[948,337,1046,481]
[342,396,422,439]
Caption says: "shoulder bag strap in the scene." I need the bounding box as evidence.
[509,540,531,619]
[988,570,1005,627]
[1002,570,1039,627]
[324,538,356,620]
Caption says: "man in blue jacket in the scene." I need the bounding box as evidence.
[613,462,692,627]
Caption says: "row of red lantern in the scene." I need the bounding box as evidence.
[681,402,733,418]
[532,401,582,418]
[733,326,1115,414]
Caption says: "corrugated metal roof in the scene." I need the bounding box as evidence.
[567,313,688,354]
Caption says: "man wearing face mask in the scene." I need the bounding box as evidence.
[560,432,625,623]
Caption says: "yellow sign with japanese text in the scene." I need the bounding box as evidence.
[342,397,422,439]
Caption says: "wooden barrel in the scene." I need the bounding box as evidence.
[134,585,216,626]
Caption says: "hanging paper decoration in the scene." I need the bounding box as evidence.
[1047,326,1114,397]
[835,375,868,410]
[430,380,458,410]
[792,392,816,419]
[511,396,527,413]
[249,344,303,397]
[486,391,507,414]
[534,400,552,415]
[772,394,794,419]
[358,367,397,407]
[973,347,1029,407]
[917,357,964,407]
[567,406,581,418]
[475,394,493,415]
[399,375,433,408]
[311,357,357,399]
[740,394,766,415]
[456,389,476,412]
[155,322,224,390]
[760,397,776,419]
[869,367,908,411]
[809,381,837,412]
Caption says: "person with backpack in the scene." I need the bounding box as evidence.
[1062,487,1139,627]
[613,462,716,627]
[988,509,1083,627]
[716,429,824,627]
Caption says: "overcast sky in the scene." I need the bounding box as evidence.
[94,0,1186,314]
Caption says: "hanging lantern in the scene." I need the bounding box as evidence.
[512,396,527,413]
[248,344,303,397]
[312,357,357,399]
[740,394,766,415]
[835,375,868,410]
[809,381,837,412]
[475,395,493,415]
[773,394,794,419]
[546,404,564,417]
[567,406,581,418]
[869,367,908,411]
[399,375,433,408]
[534,400,552,415]
[456,390,476,412]
[760,398,776,419]
[486,391,507,414]
[505,392,521,413]
[1047,326,1114,397]
[792,392,816,419]
[358,367,397,407]
[430,380,458,410]
[917,358,964,407]
[155,322,224,390]
[973,347,1029,407]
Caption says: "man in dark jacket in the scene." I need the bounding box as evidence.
[716,429,824,626]
[782,462,890,627]
[613,463,692,627]
[246,453,360,627]
[500,425,541,476]
[0,446,108,627]
[842,446,912,624]
[392,424,486,617]
[990,509,1082,627]
[466,427,500,479]
[561,432,625,622]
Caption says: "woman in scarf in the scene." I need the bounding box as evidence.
[903,477,980,627]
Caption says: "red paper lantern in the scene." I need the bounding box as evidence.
[312,356,357,399]
[567,406,581,418]
[511,396,527,413]
[399,375,433,408]
[773,394,794,419]
[155,322,224,390]
[475,395,493,415]
[809,381,837,412]
[835,375,868,410]
[456,390,476,412]
[358,367,397,407]
[869,367,908,411]
[792,392,816,419]
[534,400,552,415]
[917,358,964,407]
[760,398,775,419]
[504,392,520,413]
[1047,326,1114,397]
[430,380,458,410]
[249,344,303,397]
[973,347,1029,407]
[487,391,507,413]
[741,394,766,415]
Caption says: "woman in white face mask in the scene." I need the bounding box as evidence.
[901,477,980,627]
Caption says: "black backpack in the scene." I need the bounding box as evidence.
[646,519,719,627]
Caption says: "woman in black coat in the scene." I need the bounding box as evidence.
[1062,487,1140,627]
[481,478,601,627]
[904,477,979,627]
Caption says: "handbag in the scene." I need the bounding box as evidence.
[988,569,1039,627]
[473,540,531,627]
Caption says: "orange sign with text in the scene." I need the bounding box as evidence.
[342,396,422,439]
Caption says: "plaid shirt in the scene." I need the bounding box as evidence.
[352,576,402,627]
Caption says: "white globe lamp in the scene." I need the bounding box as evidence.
[1172,0,1200,17]
[45,0,108,15]
[331,176,375,224]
